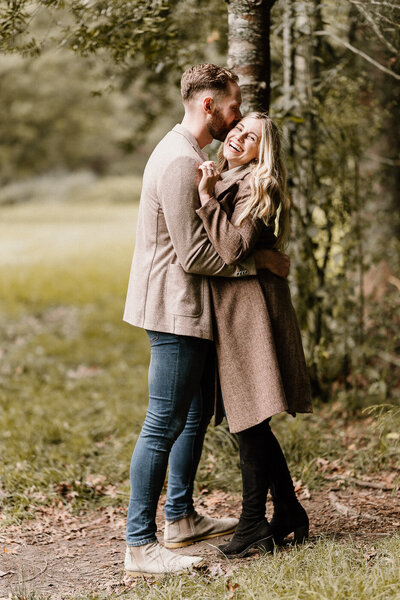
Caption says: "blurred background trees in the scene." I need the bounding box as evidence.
[1,0,399,406]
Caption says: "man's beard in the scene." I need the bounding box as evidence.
[208,108,234,142]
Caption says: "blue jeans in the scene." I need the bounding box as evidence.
[126,330,214,546]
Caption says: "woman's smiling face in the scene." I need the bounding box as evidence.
[223,116,262,168]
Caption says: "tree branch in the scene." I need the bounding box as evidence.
[366,1,400,8]
[350,0,397,54]
[315,30,400,80]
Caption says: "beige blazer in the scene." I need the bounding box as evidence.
[123,125,256,340]
[197,167,312,432]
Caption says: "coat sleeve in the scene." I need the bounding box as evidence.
[160,155,256,276]
[195,177,263,265]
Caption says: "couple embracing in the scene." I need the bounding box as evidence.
[123,63,312,576]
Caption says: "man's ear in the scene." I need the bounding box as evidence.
[202,95,214,114]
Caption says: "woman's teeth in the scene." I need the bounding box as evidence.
[229,142,241,152]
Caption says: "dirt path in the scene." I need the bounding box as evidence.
[1,485,399,599]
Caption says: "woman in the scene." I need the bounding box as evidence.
[196,113,312,557]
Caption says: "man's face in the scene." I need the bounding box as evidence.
[207,82,242,142]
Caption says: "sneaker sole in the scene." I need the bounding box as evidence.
[164,527,237,549]
[125,559,204,577]
[125,570,164,578]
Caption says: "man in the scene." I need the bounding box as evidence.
[123,64,289,576]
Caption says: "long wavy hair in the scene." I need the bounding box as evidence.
[217,112,291,249]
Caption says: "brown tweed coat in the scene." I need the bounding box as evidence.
[196,165,313,433]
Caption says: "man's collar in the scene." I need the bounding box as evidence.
[172,124,208,160]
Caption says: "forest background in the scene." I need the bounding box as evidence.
[0,1,399,599]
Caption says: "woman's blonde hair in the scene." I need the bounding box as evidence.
[217,112,291,249]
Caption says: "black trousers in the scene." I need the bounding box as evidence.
[236,418,296,521]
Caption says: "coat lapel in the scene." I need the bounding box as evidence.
[215,164,252,199]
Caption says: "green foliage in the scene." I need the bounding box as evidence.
[0,51,124,183]
[270,0,399,402]
[0,0,228,68]
[288,75,379,390]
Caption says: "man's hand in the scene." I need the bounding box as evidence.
[254,249,290,279]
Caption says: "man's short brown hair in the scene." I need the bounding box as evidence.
[181,63,239,103]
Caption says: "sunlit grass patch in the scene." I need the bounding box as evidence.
[0,173,142,207]
[0,200,139,312]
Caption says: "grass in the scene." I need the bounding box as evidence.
[117,535,400,600]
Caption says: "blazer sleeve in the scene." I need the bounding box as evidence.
[160,155,256,277]
[195,178,263,265]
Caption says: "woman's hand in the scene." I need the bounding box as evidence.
[198,161,220,206]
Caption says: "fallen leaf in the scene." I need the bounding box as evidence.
[2,546,18,554]
[227,580,240,598]
[208,563,225,577]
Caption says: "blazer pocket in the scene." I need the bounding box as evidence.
[166,263,204,317]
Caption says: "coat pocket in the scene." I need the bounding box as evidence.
[166,263,204,317]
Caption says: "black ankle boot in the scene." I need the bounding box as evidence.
[264,424,309,545]
[218,517,274,557]
[270,500,309,545]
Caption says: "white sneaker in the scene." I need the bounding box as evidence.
[124,542,203,577]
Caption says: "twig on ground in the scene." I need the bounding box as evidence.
[328,492,358,518]
[20,560,48,583]
[363,512,383,522]
[328,475,394,490]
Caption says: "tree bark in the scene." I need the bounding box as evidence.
[227,0,277,113]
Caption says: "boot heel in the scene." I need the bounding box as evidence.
[255,536,274,554]
[293,523,308,544]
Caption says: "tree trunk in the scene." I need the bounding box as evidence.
[227,0,277,113]
[282,0,294,110]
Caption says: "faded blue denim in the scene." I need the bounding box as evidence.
[126,330,214,546]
